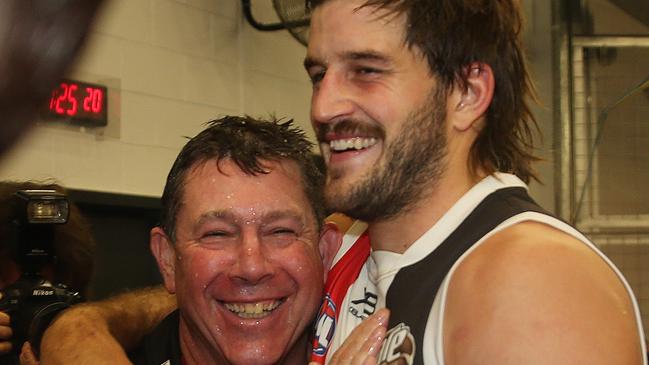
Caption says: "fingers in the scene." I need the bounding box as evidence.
[0,314,11,339]
[348,323,386,365]
[0,311,10,327]
[0,340,12,355]
[328,308,389,365]
[0,311,13,354]
[362,354,378,365]
[20,342,40,365]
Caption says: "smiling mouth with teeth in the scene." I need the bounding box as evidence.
[329,137,378,152]
[224,299,285,319]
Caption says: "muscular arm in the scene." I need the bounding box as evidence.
[39,286,176,365]
[443,221,643,365]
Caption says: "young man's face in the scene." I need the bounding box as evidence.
[305,0,448,221]
[153,159,325,364]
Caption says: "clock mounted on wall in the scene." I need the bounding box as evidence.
[43,79,108,126]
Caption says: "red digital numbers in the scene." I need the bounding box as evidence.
[83,87,103,113]
[50,83,78,115]
[46,80,107,125]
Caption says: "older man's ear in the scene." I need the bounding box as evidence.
[319,213,354,282]
[150,227,177,294]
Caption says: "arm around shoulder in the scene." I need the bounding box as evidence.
[39,286,176,365]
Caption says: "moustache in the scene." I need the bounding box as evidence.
[316,119,385,142]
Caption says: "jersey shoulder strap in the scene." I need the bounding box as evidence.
[382,187,547,365]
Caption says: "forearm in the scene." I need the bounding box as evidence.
[89,286,176,347]
[39,286,176,365]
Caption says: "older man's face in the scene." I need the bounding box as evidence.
[152,158,325,365]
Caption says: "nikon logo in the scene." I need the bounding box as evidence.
[32,289,55,296]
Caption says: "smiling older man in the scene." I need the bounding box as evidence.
[125,115,339,365]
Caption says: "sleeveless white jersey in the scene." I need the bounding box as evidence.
[325,173,646,365]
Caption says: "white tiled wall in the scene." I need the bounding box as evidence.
[0,0,555,208]
[0,0,312,197]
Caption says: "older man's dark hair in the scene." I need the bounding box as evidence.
[160,115,326,240]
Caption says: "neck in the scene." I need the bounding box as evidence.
[368,164,485,253]
[278,333,311,365]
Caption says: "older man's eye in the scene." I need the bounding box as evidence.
[200,230,236,244]
[272,228,296,235]
[205,230,227,237]
[263,228,298,247]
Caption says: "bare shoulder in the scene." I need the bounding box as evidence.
[443,221,643,365]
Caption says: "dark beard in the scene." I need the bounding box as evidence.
[326,90,448,222]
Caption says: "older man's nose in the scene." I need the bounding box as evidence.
[231,235,274,284]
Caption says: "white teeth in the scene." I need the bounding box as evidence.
[224,301,282,319]
[329,137,377,151]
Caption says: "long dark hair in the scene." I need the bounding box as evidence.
[307,0,540,183]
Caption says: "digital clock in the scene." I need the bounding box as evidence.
[44,79,108,126]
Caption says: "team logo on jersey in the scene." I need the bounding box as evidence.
[312,295,337,358]
[349,287,378,319]
[378,323,415,365]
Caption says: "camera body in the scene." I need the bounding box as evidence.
[0,190,82,363]
[0,276,81,361]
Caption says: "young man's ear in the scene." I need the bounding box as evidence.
[318,221,344,283]
[150,227,177,294]
[451,62,495,131]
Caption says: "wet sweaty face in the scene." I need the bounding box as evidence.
[170,159,324,365]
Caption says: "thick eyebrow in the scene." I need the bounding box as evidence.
[344,50,391,64]
[259,210,308,229]
[196,210,236,227]
[195,209,308,228]
[303,50,391,71]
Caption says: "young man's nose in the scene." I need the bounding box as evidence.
[311,71,355,127]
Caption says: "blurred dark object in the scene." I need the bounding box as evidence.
[0,190,83,363]
[0,0,105,157]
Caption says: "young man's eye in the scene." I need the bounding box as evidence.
[308,70,325,85]
[355,66,384,77]
[358,67,379,74]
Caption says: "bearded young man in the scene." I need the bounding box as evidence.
[37,1,646,365]
[304,1,645,364]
